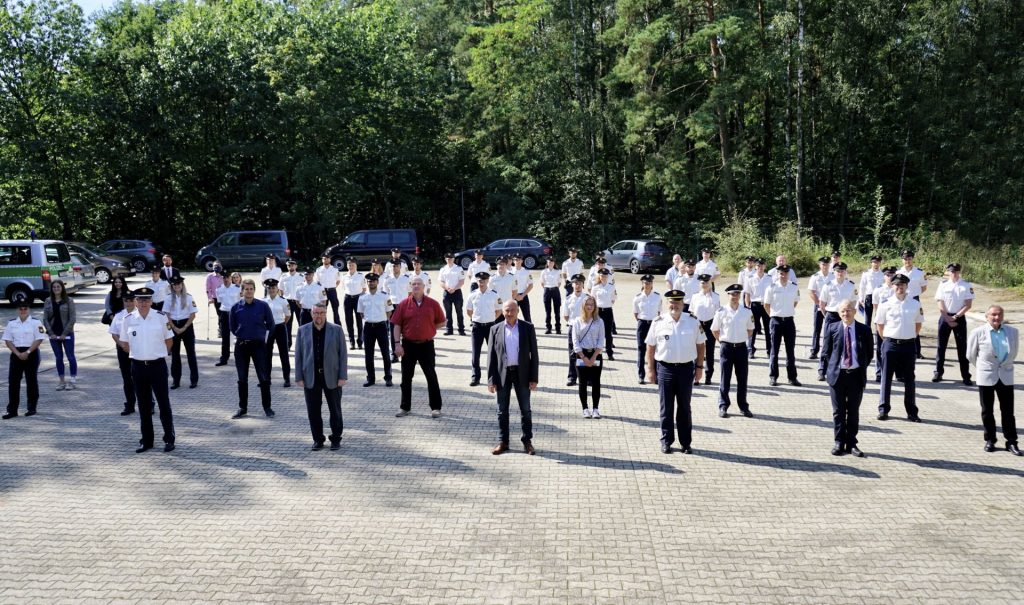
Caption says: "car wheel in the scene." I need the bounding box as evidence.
[523,255,537,269]
[198,256,218,273]
[7,285,32,306]
[459,256,471,270]
[95,268,111,284]
[630,259,641,274]
[332,257,346,271]
[132,258,148,273]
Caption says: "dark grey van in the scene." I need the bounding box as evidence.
[195,231,302,272]
[323,229,419,270]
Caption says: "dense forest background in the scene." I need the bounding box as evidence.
[1,0,1021,275]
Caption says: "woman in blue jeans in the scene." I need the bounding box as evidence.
[43,279,78,390]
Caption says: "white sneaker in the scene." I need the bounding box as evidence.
[68,381,77,390]
[591,409,601,419]
[431,410,441,418]
[583,408,592,418]
[56,383,66,391]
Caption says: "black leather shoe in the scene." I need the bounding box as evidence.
[350,343,357,350]
[231,410,247,419]
[469,379,480,387]
[363,381,375,387]
[545,329,552,335]
[189,383,198,389]
[877,412,889,420]
[265,408,276,418]
[769,378,778,386]
[808,353,818,360]
[817,372,826,382]
[444,331,453,336]
[2,413,16,419]
[984,440,996,452]
[661,443,672,454]
[170,383,180,390]
[215,360,228,366]
[681,447,693,454]
[311,442,324,451]
[963,379,974,386]
[916,353,926,360]
[741,409,753,418]
[385,380,393,387]
[283,381,291,388]
[931,374,941,382]
[848,446,864,457]
[908,416,921,423]
[25,410,36,417]
[1008,444,1023,456]
[120,409,134,416]
[330,441,341,451]
[704,375,712,385]
[875,376,881,383]
[789,379,802,387]
[718,409,728,418]
[832,443,845,456]
[607,353,615,361]
[556,328,562,334]
[566,380,576,387]
[136,445,152,453]
[164,443,175,453]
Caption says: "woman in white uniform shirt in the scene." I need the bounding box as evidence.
[165,276,199,389]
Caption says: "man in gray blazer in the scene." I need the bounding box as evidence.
[488,300,539,455]
[966,305,1020,456]
[295,303,348,450]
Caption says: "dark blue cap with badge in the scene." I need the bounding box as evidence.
[475,272,490,280]
[133,287,155,298]
[946,263,962,272]
[168,275,184,285]
[366,273,379,281]
[263,278,279,287]
[725,284,743,294]
[597,268,611,275]
[833,262,848,271]
[818,256,830,264]
[570,273,585,283]
[892,274,910,285]
[697,273,712,282]
[640,274,654,283]
[664,289,686,301]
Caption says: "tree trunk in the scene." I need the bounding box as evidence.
[895,127,910,229]
[704,0,738,217]
[794,0,806,229]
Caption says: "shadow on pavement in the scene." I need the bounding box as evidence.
[693,449,881,478]
[868,452,1024,477]
[538,450,683,475]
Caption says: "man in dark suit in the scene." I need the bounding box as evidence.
[487,300,540,455]
[294,303,348,450]
[821,299,873,457]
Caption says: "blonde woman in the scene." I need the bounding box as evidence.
[166,276,199,389]
[43,279,77,390]
[571,296,606,418]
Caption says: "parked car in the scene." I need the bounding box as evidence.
[195,230,304,272]
[66,242,133,285]
[98,239,161,273]
[0,239,76,304]
[69,253,98,291]
[454,238,553,270]
[598,239,672,274]
[323,229,419,270]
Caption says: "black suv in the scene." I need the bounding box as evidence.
[454,238,553,270]
[323,229,419,270]
[194,230,304,272]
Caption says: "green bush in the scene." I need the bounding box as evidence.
[709,218,826,277]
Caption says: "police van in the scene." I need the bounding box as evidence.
[0,239,76,304]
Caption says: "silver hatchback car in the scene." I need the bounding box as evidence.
[599,239,673,274]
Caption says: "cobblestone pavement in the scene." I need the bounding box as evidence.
[1,271,1021,604]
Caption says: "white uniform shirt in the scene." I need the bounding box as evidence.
[591,282,616,308]
[689,291,721,322]
[875,296,923,340]
[737,267,755,286]
[763,282,800,317]
[872,284,895,309]
[164,294,197,321]
[315,265,340,289]
[216,283,241,309]
[767,266,799,285]
[119,310,173,360]
[540,268,561,288]
[807,271,833,302]
[260,266,283,284]
[108,309,132,340]
[712,304,754,343]
[489,272,517,305]
[934,279,974,315]
[3,315,46,347]
[744,273,773,303]
[665,266,680,288]
[896,266,927,298]
[510,268,532,294]
[466,289,501,324]
[673,274,700,303]
[264,295,291,324]
[645,313,706,363]
[438,265,465,290]
[859,269,885,303]
[142,279,169,304]
[382,273,410,304]
[586,266,614,289]
[562,291,590,322]
[819,279,858,312]
[633,291,662,321]
[341,271,367,296]
[280,273,304,300]
[409,270,431,295]
[296,282,326,309]
[357,291,392,323]
[695,259,720,279]
[561,258,584,281]
[384,259,410,275]
[467,259,491,281]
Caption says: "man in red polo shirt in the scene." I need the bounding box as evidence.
[391,276,447,417]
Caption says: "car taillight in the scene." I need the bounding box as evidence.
[415,246,421,255]
[41,269,51,281]
[543,247,552,255]
[285,248,291,257]
[641,253,654,258]
[148,248,156,254]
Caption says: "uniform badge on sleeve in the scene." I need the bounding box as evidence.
[38,326,45,333]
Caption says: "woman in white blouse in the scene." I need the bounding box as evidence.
[571,296,606,418]
[166,277,199,389]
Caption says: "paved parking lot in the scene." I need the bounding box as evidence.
[1,271,1021,603]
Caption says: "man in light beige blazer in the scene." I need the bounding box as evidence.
[966,305,1020,455]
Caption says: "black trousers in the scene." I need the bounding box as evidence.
[865,295,882,379]
[658,361,694,448]
[170,320,198,386]
[132,359,174,446]
[566,325,578,382]
[496,366,533,444]
[543,288,562,331]
[577,353,603,409]
[116,346,136,411]
[699,319,716,379]
[980,380,1017,444]
[363,322,392,383]
[519,296,532,323]
[598,307,615,355]
[636,319,652,380]
[718,343,749,411]
[266,323,291,382]
[913,295,923,356]
[749,302,770,355]
[878,339,918,416]
[300,308,313,325]
[810,307,825,355]
[399,340,442,411]
[443,290,465,334]
[343,294,363,346]
[286,300,301,346]
[235,339,271,412]
[324,287,341,324]
[6,348,40,414]
[470,322,491,381]
[830,370,864,447]
[218,311,231,363]
[305,376,343,444]
[935,317,971,380]
[819,311,841,374]
[768,317,798,380]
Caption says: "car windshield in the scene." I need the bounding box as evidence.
[74,243,106,256]
[645,242,668,253]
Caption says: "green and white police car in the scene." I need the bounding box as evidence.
[0,239,76,304]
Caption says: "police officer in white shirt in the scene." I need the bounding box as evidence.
[933,262,974,385]
[467,250,491,293]
[829,250,842,272]
[562,274,590,386]
[466,272,502,386]
[633,275,662,384]
[646,290,706,454]
[215,270,241,366]
[539,256,562,334]
[689,274,721,385]
[817,262,857,380]
[3,301,45,419]
[383,248,410,275]
[875,274,922,422]
[341,258,367,350]
[870,267,897,381]
[260,254,283,296]
[712,284,755,417]
[263,278,292,387]
[807,256,832,359]
[381,262,410,363]
[165,276,199,390]
[142,267,170,312]
[586,256,616,291]
[767,255,798,285]
[695,248,721,291]
[591,268,617,359]
[664,254,683,291]
[858,255,885,327]
[410,257,431,296]
[672,259,700,313]
[489,257,517,306]
[296,268,326,325]
[316,254,342,325]
[439,252,467,335]
[561,248,584,298]
[357,273,393,387]
[744,258,772,358]
[109,291,137,415]
[763,265,801,386]
[896,249,928,359]
[280,259,304,347]
[509,255,534,323]
[119,287,176,453]
[737,256,756,289]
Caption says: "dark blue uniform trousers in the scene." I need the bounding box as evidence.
[304,375,343,445]
[657,361,695,448]
[768,316,798,380]
[636,319,652,381]
[543,288,561,332]
[878,339,918,417]
[810,307,825,356]
[116,346,136,412]
[470,321,491,382]
[362,322,392,384]
[718,342,749,412]
[132,358,175,447]
[748,302,770,356]
[935,317,971,381]
[6,348,40,415]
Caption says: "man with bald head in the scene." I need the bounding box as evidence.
[767,255,798,285]
[390,276,447,418]
[967,305,1020,455]
[488,300,539,455]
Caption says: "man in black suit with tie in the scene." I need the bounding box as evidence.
[821,299,873,457]
[488,300,540,455]
[160,255,179,281]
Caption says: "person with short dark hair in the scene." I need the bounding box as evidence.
[933,263,974,385]
[633,275,662,385]
[466,272,502,387]
[315,255,342,325]
[229,279,276,419]
[295,303,348,450]
[438,253,467,336]
[764,266,801,387]
[539,256,563,335]
[215,271,241,366]
[712,284,754,418]
[875,274,922,422]
[357,273,393,387]
[341,258,366,350]
[118,287,176,452]
[3,301,45,419]
[263,278,292,387]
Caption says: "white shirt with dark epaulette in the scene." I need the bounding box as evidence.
[119,310,173,360]
[2,316,46,348]
[466,288,501,324]
[819,279,858,312]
